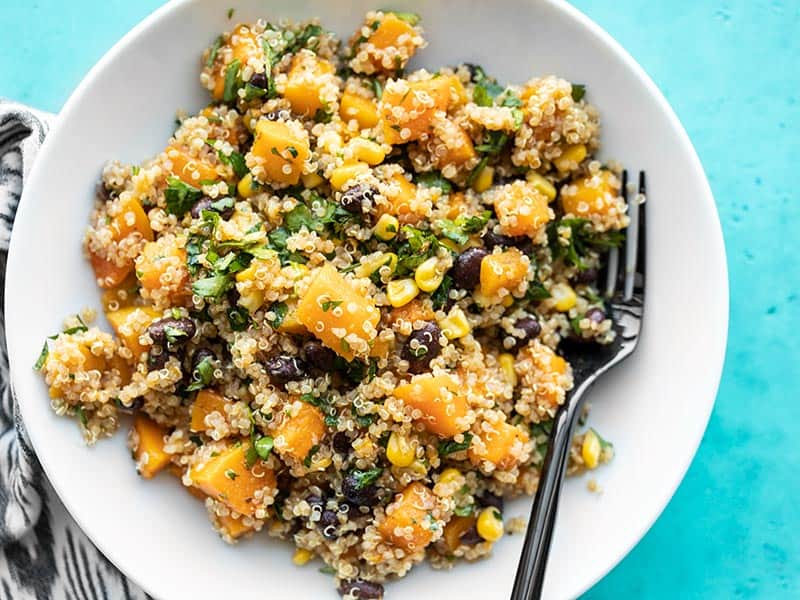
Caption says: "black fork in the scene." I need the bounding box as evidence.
[510,171,647,600]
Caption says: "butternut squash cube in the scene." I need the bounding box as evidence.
[383,172,423,224]
[561,170,621,218]
[191,442,276,517]
[132,414,171,479]
[165,144,220,185]
[284,51,335,116]
[296,264,380,360]
[468,421,530,471]
[380,77,452,145]
[479,248,529,297]
[367,13,418,54]
[394,374,469,438]
[387,298,434,326]
[432,119,476,167]
[340,91,380,129]
[493,181,552,238]
[250,119,310,185]
[106,306,161,359]
[211,24,263,100]
[191,389,230,433]
[278,302,309,335]
[443,515,477,551]
[135,237,189,301]
[90,253,134,289]
[273,401,326,462]
[217,513,253,539]
[112,197,153,242]
[378,482,437,553]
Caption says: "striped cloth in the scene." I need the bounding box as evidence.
[0,101,149,600]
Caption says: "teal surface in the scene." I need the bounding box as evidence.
[1,1,797,597]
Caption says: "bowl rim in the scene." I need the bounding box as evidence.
[6,0,729,597]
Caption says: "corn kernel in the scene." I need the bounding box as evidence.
[346,138,387,166]
[407,458,428,477]
[301,172,324,188]
[414,257,444,293]
[551,282,577,312]
[330,162,370,190]
[386,278,420,307]
[373,213,400,241]
[284,262,309,281]
[554,144,587,173]
[438,468,463,486]
[476,507,504,542]
[582,429,602,469]
[472,165,494,193]
[439,237,461,253]
[501,295,515,307]
[237,172,258,198]
[355,252,397,279]
[386,431,416,467]
[292,548,314,566]
[238,290,265,313]
[526,172,557,201]
[498,353,517,387]
[438,306,471,340]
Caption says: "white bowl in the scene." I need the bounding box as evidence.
[5,1,728,598]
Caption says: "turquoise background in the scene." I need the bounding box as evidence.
[1,0,797,597]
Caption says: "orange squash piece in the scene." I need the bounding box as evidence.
[284,52,335,116]
[387,299,435,326]
[493,181,551,238]
[165,144,220,185]
[90,253,134,289]
[468,421,530,471]
[273,401,326,462]
[250,120,310,186]
[561,170,621,218]
[380,77,452,144]
[211,24,263,100]
[393,374,469,438]
[382,172,423,224]
[479,248,529,296]
[378,482,437,553]
[191,389,230,433]
[296,264,380,360]
[217,513,254,539]
[46,342,107,399]
[191,442,276,517]
[90,197,153,288]
[106,306,161,359]
[135,238,189,297]
[339,91,380,129]
[132,414,171,479]
[443,515,477,551]
[432,119,476,167]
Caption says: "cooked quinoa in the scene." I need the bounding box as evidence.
[36,11,625,599]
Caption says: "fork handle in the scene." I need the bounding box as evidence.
[510,382,591,600]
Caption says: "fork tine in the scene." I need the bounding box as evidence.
[635,171,646,295]
[604,170,627,298]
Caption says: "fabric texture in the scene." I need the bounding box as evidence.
[0,100,149,600]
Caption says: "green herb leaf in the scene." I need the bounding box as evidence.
[571,83,586,102]
[390,11,421,25]
[75,406,88,427]
[466,156,490,187]
[254,435,275,459]
[216,150,248,179]
[321,300,342,312]
[34,340,49,370]
[191,274,232,298]
[266,302,288,329]
[454,504,474,517]
[438,433,473,457]
[62,314,89,335]
[525,280,551,302]
[186,355,215,392]
[206,36,222,68]
[222,58,242,103]
[369,77,383,100]
[164,176,203,216]
[416,171,452,194]
[437,211,491,245]
[227,305,251,331]
[227,7,234,19]
[319,566,336,575]
[163,325,189,344]
[348,467,382,490]
[430,274,453,311]
[303,444,320,468]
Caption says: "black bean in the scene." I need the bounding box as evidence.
[341,475,378,507]
[306,494,325,508]
[573,267,599,285]
[482,229,518,250]
[116,397,143,414]
[265,109,291,121]
[340,184,377,215]
[478,491,504,512]
[264,355,307,386]
[509,316,541,351]
[249,72,268,89]
[319,509,339,539]
[147,317,196,348]
[452,247,488,289]
[585,307,606,324]
[302,340,337,372]
[401,322,442,374]
[459,525,483,546]
[338,580,384,599]
[332,432,351,455]
[147,346,170,370]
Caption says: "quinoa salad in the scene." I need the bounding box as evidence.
[36,11,625,599]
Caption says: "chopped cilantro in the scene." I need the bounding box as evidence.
[437,210,491,244]
[164,176,202,216]
[226,7,234,19]
[206,36,222,68]
[75,406,88,427]
[163,325,189,344]
[186,355,215,392]
[286,145,299,158]
[266,302,288,330]
[227,305,251,331]
[33,340,49,370]
[254,435,274,459]
[319,566,336,575]
[454,504,474,517]
[191,274,232,298]
[390,11,421,26]
[547,218,624,270]
[438,433,473,456]
[216,150,248,179]
[303,444,320,468]
[466,156,490,187]
[321,300,342,312]
[348,467,382,490]
[571,83,586,102]
[430,274,453,311]
[369,77,383,100]
[62,315,89,335]
[525,280,551,302]
[225,468,238,480]
[222,58,242,103]
[416,171,452,194]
